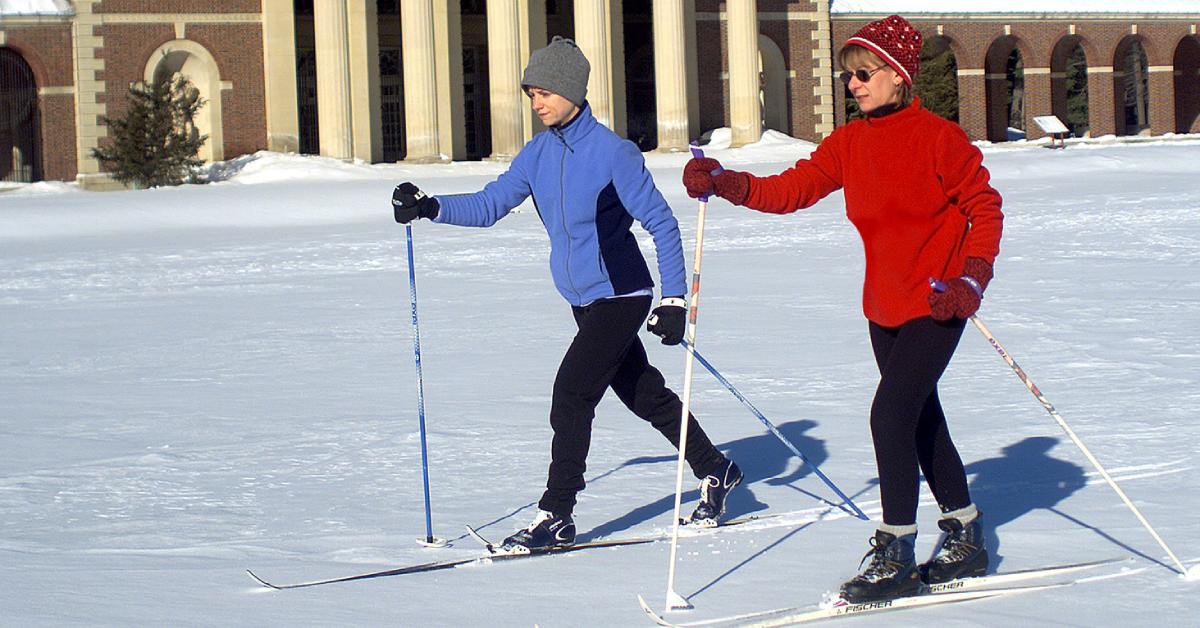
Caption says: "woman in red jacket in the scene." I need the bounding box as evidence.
[682,15,1003,603]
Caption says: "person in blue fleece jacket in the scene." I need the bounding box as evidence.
[391,36,741,553]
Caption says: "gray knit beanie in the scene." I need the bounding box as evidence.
[521,36,590,107]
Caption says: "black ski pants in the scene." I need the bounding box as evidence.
[540,295,726,515]
[868,316,973,526]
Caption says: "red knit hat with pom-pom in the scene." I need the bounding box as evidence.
[845,15,922,86]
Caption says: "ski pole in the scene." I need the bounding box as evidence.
[662,146,713,612]
[931,278,1186,575]
[680,339,868,520]
[407,225,445,548]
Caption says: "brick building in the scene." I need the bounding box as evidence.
[1,1,1198,185]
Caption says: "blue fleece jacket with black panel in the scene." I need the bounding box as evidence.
[432,104,687,307]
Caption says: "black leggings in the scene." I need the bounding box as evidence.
[539,295,726,514]
[868,316,972,526]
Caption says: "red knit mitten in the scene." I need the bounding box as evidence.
[929,257,994,321]
[682,157,750,205]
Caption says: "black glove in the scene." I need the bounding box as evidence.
[392,182,440,224]
[646,297,687,345]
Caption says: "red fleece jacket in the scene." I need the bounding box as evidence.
[743,98,1004,327]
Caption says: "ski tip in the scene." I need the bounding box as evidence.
[245,569,281,590]
[637,595,676,627]
[464,525,499,553]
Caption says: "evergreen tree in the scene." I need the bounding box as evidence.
[1122,42,1150,132]
[1006,51,1025,132]
[92,72,207,188]
[1064,45,1089,137]
[915,41,959,122]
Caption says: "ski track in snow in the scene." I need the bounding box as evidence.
[1,140,1198,625]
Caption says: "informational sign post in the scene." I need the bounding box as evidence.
[1034,115,1070,149]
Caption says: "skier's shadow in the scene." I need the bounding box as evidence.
[960,436,1086,570]
[585,419,829,540]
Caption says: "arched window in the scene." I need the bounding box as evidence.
[1114,37,1150,136]
[984,36,1025,142]
[0,48,40,182]
[144,41,225,162]
[1173,36,1200,134]
[758,35,789,135]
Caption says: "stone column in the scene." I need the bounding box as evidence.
[71,0,106,183]
[314,0,354,159]
[1148,66,1176,136]
[401,0,442,161]
[433,0,466,159]
[984,71,1010,142]
[487,0,526,159]
[956,69,988,141]
[519,0,546,142]
[727,0,761,147]
[1087,67,1115,138]
[261,0,300,153]
[652,0,690,150]
[1022,69,1051,140]
[347,0,382,161]
[811,5,834,139]
[574,0,626,135]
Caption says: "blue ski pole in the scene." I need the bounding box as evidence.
[680,339,868,521]
[407,225,446,548]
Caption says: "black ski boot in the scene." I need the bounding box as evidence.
[920,515,988,584]
[839,530,922,603]
[499,509,576,554]
[687,458,743,527]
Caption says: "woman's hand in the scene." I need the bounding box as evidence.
[682,157,750,205]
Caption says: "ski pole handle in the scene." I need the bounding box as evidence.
[688,145,724,202]
[929,277,948,293]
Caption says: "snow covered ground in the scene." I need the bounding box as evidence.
[2,132,1198,626]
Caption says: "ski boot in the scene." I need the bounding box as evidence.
[499,509,576,554]
[920,514,988,584]
[839,530,922,603]
[686,458,743,527]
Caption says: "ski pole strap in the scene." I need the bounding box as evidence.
[688,145,723,202]
[929,276,984,299]
[960,275,984,298]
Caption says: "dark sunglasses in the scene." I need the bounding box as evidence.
[839,66,887,85]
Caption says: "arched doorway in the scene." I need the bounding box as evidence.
[0,48,41,182]
[985,36,1025,142]
[145,40,225,162]
[1114,36,1150,136]
[915,35,959,122]
[1174,36,1200,134]
[758,35,789,134]
[1051,36,1089,137]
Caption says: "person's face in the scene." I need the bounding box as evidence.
[527,87,580,127]
[843,63,903,114]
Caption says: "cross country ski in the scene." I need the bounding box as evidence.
[637,556,1131,627]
